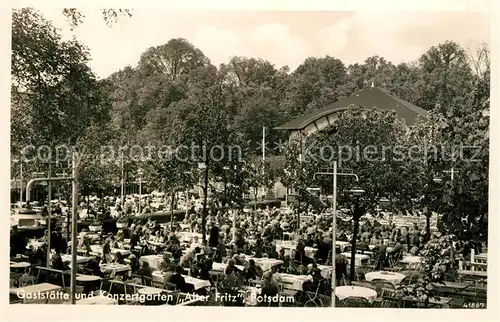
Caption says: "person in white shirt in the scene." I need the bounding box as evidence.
[190,236,202,249]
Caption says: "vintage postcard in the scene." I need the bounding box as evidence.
[5,0,497,321]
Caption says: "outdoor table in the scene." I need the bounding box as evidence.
[76,294,118,305]
[336,241,351,252]
[182,275,211,290]
[400,256,423,264]
[457,270,487,278]
[335,286,377,302]
[90,245,131,257]
[61,255,94,264]
[475,253,487,264]
[99,263,131,278]
[212,262,245,273]
[275,241,317,258]
[10,262,31,270]
[76,274,101,293]
[140,255,164,270]
[176,232,203,243]
[151,271,211,290]
[10,283,63,304]
[76,274,101,282]
[275,273,309,291]
[365,271,406,285]
[340,252,370,266]
[245,256,283,272]
[138,286,163,295]
[317,265,333,279]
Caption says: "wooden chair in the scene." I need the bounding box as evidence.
[19,274,37,287]
[304,280,327,307]
[10,273,23,288]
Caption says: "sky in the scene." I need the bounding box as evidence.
[36,9,491,79]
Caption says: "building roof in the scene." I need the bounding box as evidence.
[275,87,428,131]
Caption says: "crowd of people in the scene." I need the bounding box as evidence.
[10,193,487,306]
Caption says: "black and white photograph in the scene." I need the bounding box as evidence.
[7,1,494,314]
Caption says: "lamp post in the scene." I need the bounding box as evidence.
[313,161,360,308]
[25,152,78,304]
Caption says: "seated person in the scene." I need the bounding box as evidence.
[335,254,347,286]
[137,262,153,280]
[277,248,286,261]
[180,247,200,267]
[87,255,104,277]
[233,254,245,266]
[357,239,369,253]
[260,271,279,305]
[198,258,212,282]
[189,261,200,277]
[243,259,262,280]
[128,254,140,273]
[114,252,125,265]
[224,259,242,276]
[165,266,189,292]
[50,251,67,271]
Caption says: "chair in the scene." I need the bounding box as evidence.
[19,275,37,287]
[341,296,371,307]
[10,273,23,288]
[304,280,327,307]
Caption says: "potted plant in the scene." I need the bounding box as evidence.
[209,274,247,306]
[89,220,102,232]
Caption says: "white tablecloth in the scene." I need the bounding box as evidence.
[365,271,406,285]
[335,286,377,301]
[399,256,423,267]
[317,265,333,279]
[212,262,245,273]
[336,241,351,252]
[275,241,317,258]
[151,271,211,290]
[275,273,309,291]
[245,256,283,272]
[99,263,131,277]
[176,232,203,243]
[340,252,370,266]
[140,255,164,270]
[90,245,131,256]
[61,255,94,264]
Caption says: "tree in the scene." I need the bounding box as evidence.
[280,56,347,117]
[11,8,111,193]
[287,107,411,281]
[62,8,132,29]
[167,65,237,240]
[415,41,475,113]
[138,38,210,79]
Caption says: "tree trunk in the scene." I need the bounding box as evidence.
[425,212,431,242]
[349,214,360,283]
[170,189,175,229]
[201,162,209,242]
[254,191,258,210]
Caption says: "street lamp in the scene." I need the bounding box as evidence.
[313,161,360,308]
